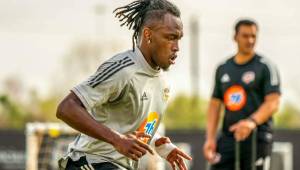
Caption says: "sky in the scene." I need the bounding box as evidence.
[0,0,300,106]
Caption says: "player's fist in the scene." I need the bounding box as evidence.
[155,136,171,146]
[229,119,256,141]
[203,139,219,163]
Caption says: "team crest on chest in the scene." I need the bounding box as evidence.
[242,71,255,84]
[224,85,247,111]
[163,88,170,102]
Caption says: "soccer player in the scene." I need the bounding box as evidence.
[203,19,281,170]
[56,0,192,170]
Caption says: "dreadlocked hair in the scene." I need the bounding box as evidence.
[113,0,181,51]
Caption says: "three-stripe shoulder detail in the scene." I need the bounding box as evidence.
[88,56,135,87]
[259,57,279,86]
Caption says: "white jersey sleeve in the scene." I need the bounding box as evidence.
[72,55,135,111]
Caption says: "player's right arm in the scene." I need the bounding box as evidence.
[203,98,222,163]
[56,92,153,161]
[203,66,223,163]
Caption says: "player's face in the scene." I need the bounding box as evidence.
[149,13,183,71]
[235,25,257,55]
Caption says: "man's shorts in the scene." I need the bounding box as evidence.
[211,132,272,170]
[64,156,122,170]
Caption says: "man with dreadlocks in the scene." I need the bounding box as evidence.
[57,0,192,170]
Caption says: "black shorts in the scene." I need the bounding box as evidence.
[211,132,272,170]
[65,156,122,170]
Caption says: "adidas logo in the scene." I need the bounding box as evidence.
[141,92,148,101]
[221,73,230,83]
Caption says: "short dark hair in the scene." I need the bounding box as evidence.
[114,0,181,50]
[234,19,258,34]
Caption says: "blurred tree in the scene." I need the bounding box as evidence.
[164,94,300,130]
[26,89,60,122]
[0,95,28,129]
[274,103,300,129]
[164,94,208,129]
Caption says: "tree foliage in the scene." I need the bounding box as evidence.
[0,95,28,129]
[164,94,300,130]
[164,94,208,129]
[274,103,300,129]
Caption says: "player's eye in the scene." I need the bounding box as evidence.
[167,35,176,41]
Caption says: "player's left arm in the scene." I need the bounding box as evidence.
[230,93,280,141]
[250,92,280,125]
[151,133,192,170]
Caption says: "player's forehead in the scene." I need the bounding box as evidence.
[155,13,183,36]
[237,25,257,34]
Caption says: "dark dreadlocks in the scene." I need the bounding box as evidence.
[113,0,181,51]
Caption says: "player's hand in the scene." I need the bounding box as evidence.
[155,137,192,170]
[203,139,219,163]
[113,132,154,161]
[166,148,192,170]
[155,136,171,147]
[229,119,256,141]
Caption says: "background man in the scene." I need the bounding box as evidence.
[203,19,281,170]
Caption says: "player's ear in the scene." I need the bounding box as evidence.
[233,33,237,42]
[142,27,152,43]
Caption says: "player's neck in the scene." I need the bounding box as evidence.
[138,43,160,70]
[234,51,255,65]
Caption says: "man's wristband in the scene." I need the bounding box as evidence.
[248,117,258,126]
[155,142,177,159]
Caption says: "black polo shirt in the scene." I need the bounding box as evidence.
[212,54,281,134]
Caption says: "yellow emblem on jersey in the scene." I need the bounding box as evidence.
[137,112,160,143]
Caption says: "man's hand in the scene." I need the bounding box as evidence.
[155,137,192,170]
[155,136,171,146]
[113,132,154,161]
[203,139,219,163]
[229,119,256,141]
[166,148,192,170]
